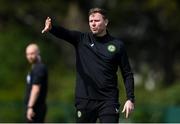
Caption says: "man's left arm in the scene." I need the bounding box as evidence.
[26,66,45,121]
[118,43,135,118]
[27,84,41,121]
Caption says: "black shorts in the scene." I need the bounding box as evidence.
[75,98,120,123]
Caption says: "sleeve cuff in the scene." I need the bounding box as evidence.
[128,98,135,103]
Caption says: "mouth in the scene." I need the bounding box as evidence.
[91,28,97,31]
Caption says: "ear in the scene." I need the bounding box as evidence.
[105,19,109,26]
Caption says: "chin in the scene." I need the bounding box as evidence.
[28,60,33,64]
[92,31,98,34]
[28,59,34,64]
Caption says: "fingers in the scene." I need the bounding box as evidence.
[27,113,32,121]
[46,17,51,24]
[41,28,46,34]
[126,108,129,118]
[47,17,51,21]
[27,114,33,121]
[122,101,134,119]
[122,105,125,113]
[42,17,52,34]
[27,109,35,121]
[122,106,130,118]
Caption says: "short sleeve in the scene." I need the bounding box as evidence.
[31,65,46,85]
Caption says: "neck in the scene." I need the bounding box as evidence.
[31,58,41,67]
[96,29,107,37]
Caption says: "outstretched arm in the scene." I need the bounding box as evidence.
[42,17,82,45]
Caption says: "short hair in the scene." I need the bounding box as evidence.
[26,43,40,54]
[88,8,108,20]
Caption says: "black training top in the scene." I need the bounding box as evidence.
[50,26,134,102]
[25,62,48,108]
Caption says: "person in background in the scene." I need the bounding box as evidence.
[25,43,48,122]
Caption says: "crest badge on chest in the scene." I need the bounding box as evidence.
[107,44,116,53]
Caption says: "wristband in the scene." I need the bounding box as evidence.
[27,106,33,109]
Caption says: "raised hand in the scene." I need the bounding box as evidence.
[42,17,52,34]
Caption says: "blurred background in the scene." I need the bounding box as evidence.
[0,0,180,122]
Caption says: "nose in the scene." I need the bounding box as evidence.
[92,21,96,27]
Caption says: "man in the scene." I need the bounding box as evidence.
[25,43,48,122]
[42,8,134,123]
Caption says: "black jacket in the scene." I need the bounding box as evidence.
[50,26,134,102]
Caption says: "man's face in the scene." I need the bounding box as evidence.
[26,46,38,64]
[89,13,108,36]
